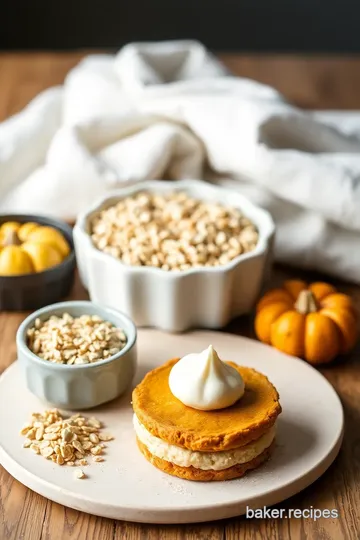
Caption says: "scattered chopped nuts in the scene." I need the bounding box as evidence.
[39,440,50,448]
[82,441,93,451]
[88,417,101,429]
[26,313,127,365]
[43,433,59,441]
[90,445,103,456]
[60,444,73,460]
[20,423,32,436]
[98,433,114,442]
[72,440,85,454]
[75,469,86,479]
[41,446,54,458]
[90,191,259,271]
[89,433,99,444]
[61,428,74,442]
[27,428,36,440]
[56,454,65,465]
[54,445,61,455]
[20,409,114,477]
[35,426,44,440]
[30,443,40,454]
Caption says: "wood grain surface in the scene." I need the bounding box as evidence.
[0,53,360,540]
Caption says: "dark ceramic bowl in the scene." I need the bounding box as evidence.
[0,214,76,311]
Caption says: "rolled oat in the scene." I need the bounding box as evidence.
[90,191,259,271]
[20,409,114,477]
[26,313,127,365]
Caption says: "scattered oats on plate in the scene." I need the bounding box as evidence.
[20,409,114,478]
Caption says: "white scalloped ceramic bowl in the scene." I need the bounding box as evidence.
[73,180,275,332]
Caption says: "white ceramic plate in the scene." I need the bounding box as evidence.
[0,330,343,524]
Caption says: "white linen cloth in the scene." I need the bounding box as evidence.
[1,40,360,282]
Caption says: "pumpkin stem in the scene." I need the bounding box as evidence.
[3,229,21,247]
[294,290,318,314]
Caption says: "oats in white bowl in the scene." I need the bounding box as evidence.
[90,191,259,271]
[26,313,127,365]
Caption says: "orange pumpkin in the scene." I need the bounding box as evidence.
[255,280,358,364]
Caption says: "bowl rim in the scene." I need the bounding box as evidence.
[16,301,137,371]
[0,213,75,280]
[74,179,275,277]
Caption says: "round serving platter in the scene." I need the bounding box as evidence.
[0,330,344,524]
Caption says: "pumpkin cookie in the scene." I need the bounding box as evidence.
[137,438,275,482]
[132,346,281,482]
[132,359,281,452]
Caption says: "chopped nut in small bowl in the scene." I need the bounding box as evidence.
[16,301,137,409]
[74,180,275,332]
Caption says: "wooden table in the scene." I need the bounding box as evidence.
[1,53,360,540]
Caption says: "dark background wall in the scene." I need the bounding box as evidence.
[2,0,360,51]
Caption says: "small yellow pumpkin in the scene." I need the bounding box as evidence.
[17,222,39,242]
[21,242,63,272]
[0,221,21,243]
[26,226,70,258]
[255,280,358,364]
[0,244,34,275]
[0,222,70,276]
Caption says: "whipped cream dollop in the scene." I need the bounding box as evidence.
[168,345,245,411]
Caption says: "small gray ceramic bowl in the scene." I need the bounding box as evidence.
[16,301,137,410]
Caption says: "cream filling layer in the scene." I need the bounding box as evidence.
[133,414,276,471]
